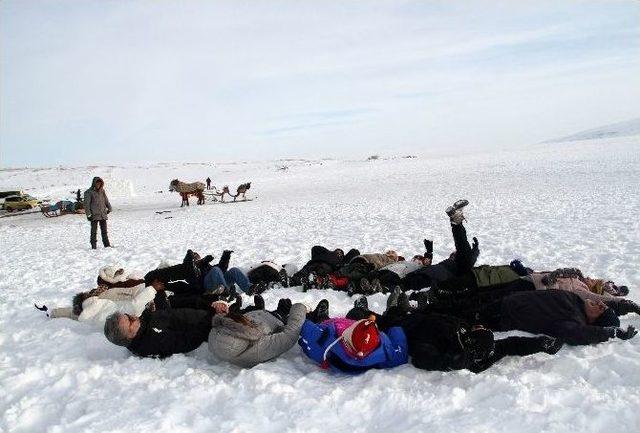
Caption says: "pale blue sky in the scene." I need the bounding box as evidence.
[1,0,639,167]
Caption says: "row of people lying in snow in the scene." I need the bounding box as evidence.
[36,200,638,373]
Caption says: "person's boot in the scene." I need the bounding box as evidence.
[446,199,469,225]
[371,279,384,294]
[229,293,243,313]
[354,295,369,311]
[278,268,289,288]
[309,299,330,322]
[276,298,292,318]
[397,292,412,313]
[386,286,401,310]
[183,250,201,287]
[250,294,264,310]
[359,278,373,295]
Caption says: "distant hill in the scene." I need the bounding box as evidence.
[545,117,640,143]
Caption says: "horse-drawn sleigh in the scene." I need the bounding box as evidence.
[169,180,252,207]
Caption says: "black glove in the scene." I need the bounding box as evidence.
[472,237,479,250]
[202,255,215,264]
[223,250,234,255]
[613,325,637,340]
[538,336,563,354]
[423,239,433,253]
[87,215,92,221]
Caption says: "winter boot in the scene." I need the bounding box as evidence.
[276,298,293,319]
[386,286,401,310]
[359,278,373,295]
[309,299,330,323]
[354,295,369,311]
[183,249,202,287]
[278,268,289,288]
[445,199,469,225]
[371,278,384,294]
[253,294,265,310]
[397,292,412,313]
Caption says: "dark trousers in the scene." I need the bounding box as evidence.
[90,219,110,248]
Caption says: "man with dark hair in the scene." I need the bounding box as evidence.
[84,176,112,249]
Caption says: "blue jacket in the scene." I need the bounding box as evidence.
[298,319,408,374]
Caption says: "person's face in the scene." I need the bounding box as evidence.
[95,180,104,190]
[584,299,607,323]
[151,279,165,291]
[117,314,140,338]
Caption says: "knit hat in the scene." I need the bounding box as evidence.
[594,307,620,328]
[320,317,380,369]
[385,250,399,261]
[342,318,380,357]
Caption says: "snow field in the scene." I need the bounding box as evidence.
[1,137,639,433]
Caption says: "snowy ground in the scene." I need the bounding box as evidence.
[1,138,639,433]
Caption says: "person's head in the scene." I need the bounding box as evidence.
[584,299,620,327]
[341,317,380,358]
[104,313,140,347]
[150,278,165,291]
[464,326,495,363]
[91,177,104,190]
[334,249,344,258]
[385,250,399,262]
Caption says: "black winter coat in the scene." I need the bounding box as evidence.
[401,312,473,371]
[128,308,212,358]
[500,290,611,345]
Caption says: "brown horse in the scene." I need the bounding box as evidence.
[169,179,206,207]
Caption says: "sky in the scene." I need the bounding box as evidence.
[1,0,640,167]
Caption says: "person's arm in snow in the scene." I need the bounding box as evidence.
[77,297,116,323]
[382,326,409,367]
[130,286,157,315]
[216,250,233,272]
[298,320,330,363]
[236,303,307,366]
[554,321,613,345]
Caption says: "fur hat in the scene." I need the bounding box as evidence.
[98,266,128,284]
[594,308,620,328]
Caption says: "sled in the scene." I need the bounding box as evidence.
[40,201,84,218]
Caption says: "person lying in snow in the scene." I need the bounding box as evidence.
[235,261,298,294]
[208,298,310,368]
[104,295,324,361]
[34,266,156,326]
[289,246,361,288]
[144,249,241,295]
[104,294,261,358]
[298,299,408,373]
[306,199,477,295]
[347,289,562,373]
[467,289,638,346]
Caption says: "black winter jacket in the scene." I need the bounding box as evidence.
[500,290,612,345]
[128,308,212,358]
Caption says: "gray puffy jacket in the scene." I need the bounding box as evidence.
[208,303,306,368]
[84,176,112,221]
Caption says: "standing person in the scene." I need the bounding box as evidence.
[206,177,212,190]
[84,176,112,249]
